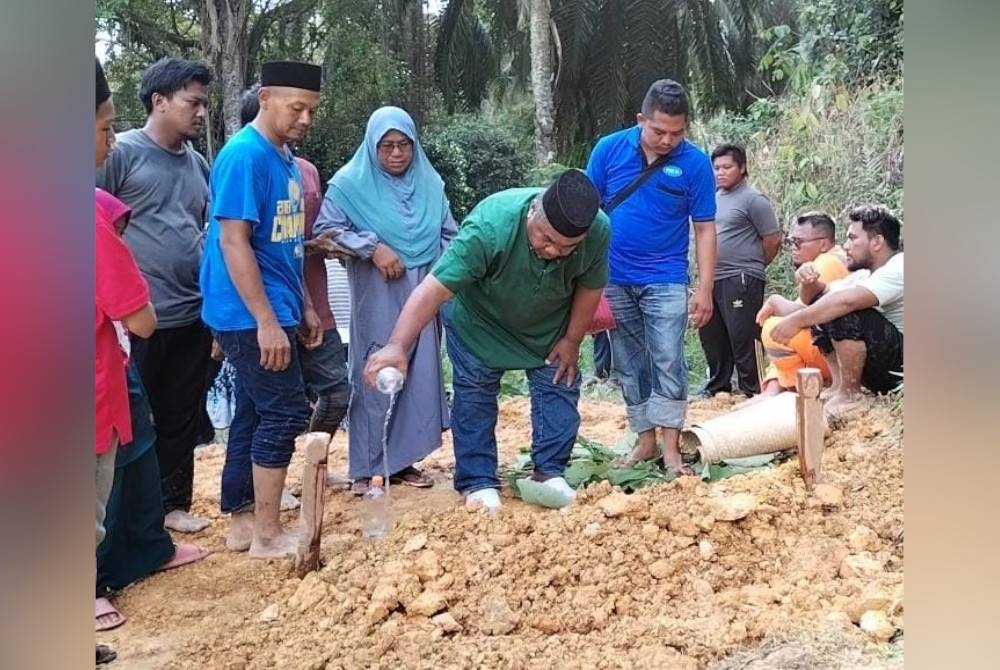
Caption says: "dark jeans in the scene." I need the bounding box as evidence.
[592,331,612,379]
[698,273,765,395]
[216,328,311,513]
[444,315,581,494]
[812,308,904,394]
[299,328,350,433]
[130,322,215,514]
[97,364,174,595]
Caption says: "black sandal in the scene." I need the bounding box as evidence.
[389,466,434,488]
[97,644,117,665]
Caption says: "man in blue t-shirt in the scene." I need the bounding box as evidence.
[586,79,717,476]
[200,60,323,560]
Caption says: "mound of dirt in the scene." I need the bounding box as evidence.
[103,396,903,670]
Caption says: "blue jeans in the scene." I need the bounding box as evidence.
[592,330,612,379]
[605,283,688,432]
[216,328,311,513]
[444,315,581,494]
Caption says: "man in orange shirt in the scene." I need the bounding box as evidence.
[756,212,849,395]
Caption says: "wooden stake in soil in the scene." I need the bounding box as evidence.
[295,431,332,578]
[796,368,825,488]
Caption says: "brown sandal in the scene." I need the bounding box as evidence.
[389,466,434,488]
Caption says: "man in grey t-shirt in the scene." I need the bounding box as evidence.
[698,144,782,395]
[96,57,215,533]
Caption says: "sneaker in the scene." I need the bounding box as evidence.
[539,476,577,502]
[465,488,502,513]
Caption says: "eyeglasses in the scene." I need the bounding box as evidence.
[783,236,828,249]
[377,139,413,153]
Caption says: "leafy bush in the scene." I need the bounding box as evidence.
[695,77,903,301]
[423,115,533,220]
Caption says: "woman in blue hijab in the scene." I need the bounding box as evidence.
[315,106,456,493]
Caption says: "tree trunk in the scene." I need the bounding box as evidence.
[528,0,556,164]
[200,0,250,141]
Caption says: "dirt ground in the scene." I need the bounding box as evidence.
[102,394,903,669]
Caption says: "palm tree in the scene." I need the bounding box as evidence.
[528,0,557,162]
[434,0,793,161]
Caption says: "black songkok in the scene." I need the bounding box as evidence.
[542,169,600,238]
[260,61,322,92]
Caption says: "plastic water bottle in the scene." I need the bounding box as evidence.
[376,367,404,395]
[360,475,391,539]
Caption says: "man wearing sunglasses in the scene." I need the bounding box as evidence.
[757,212,849,395]
[760,206,903,419]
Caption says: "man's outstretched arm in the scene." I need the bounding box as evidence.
[362,275,454,386]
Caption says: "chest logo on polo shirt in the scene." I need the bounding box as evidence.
[271,178,305,243]
[663,165,683,177]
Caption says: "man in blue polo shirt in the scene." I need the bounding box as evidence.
[586,78,717,475]
[200,60,322,559]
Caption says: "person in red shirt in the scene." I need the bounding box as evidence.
[95,57,157,665]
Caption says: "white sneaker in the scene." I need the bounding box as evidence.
[540,476,577,503]
[465,488,502,513]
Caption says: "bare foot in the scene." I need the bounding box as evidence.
[225,511,253,552]
[248,529,299,559]
[612,439,660,468]
[662,453,696,476]
[164,509,211,533]
[824,393,865,423]
[661,440,696,477]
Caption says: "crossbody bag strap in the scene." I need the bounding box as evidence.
[603,153,671,214]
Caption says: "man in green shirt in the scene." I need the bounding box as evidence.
[364,169,609,512]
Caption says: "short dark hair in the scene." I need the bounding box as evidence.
[711,144,747,175]
[641,79,690,119]
[240,84,261,127]
[848,205,902,250]
[139,57,212,114]
[795,211,836,241]
[96,58,111,110]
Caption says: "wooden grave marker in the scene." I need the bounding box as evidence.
[796,368,825,488]
[295,431,332,577]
